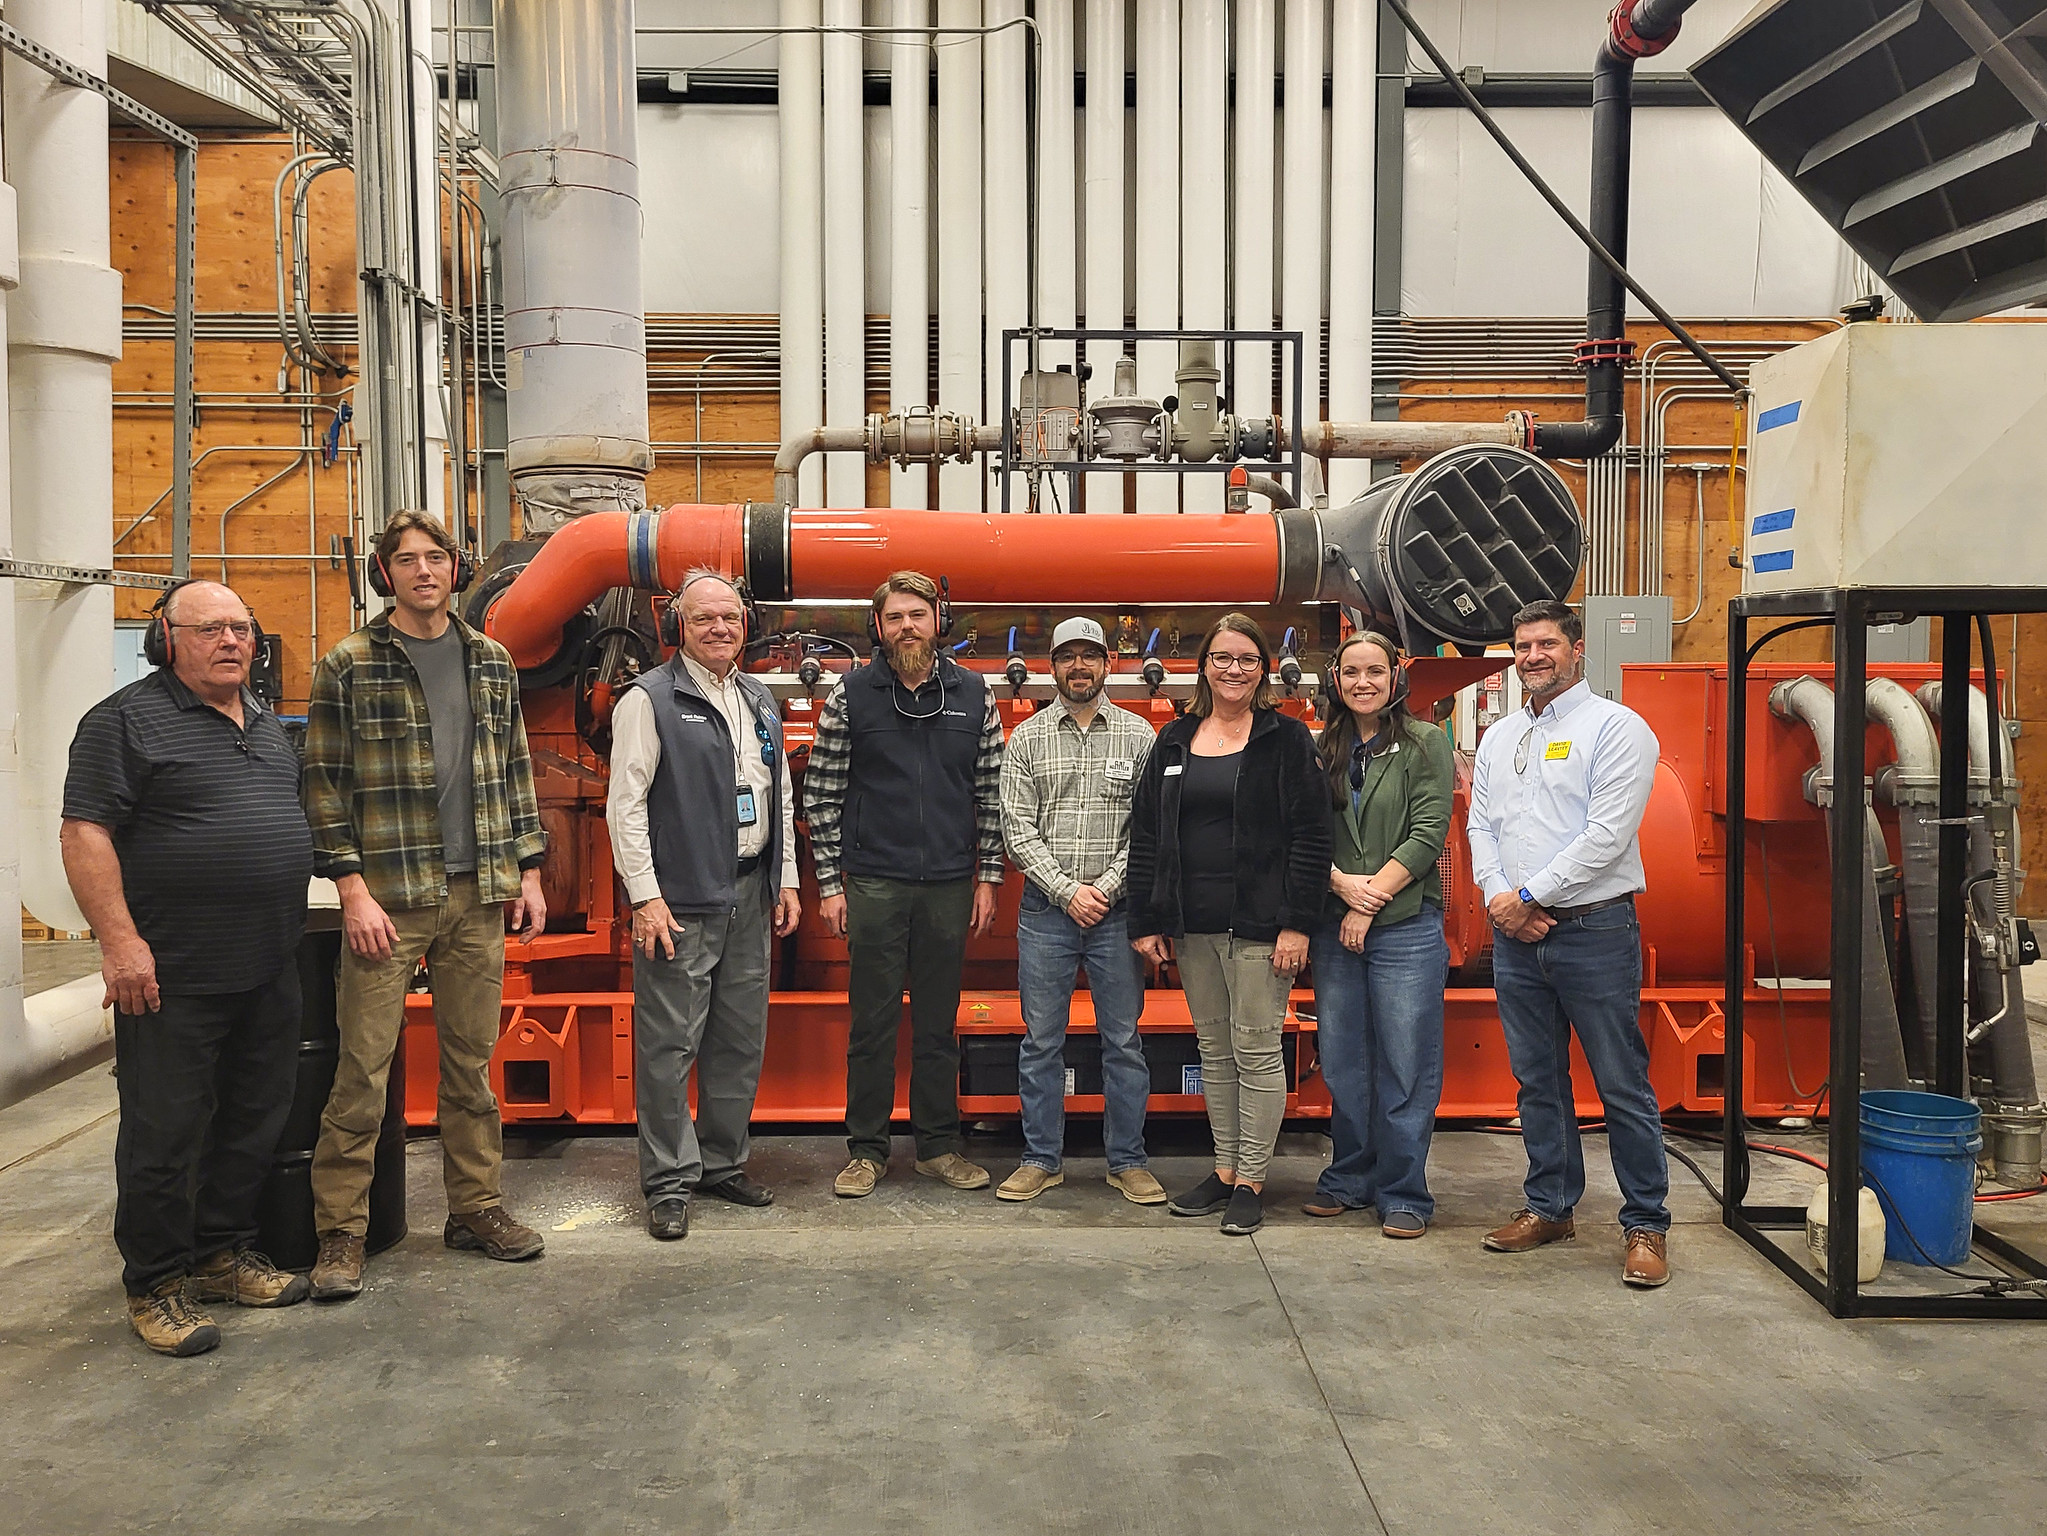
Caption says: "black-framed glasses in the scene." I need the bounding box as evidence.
[170,620,256,643]
[1514,726,1536,775]
[1205,652,1265,674]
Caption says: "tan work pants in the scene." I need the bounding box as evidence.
[312,875,507,1236]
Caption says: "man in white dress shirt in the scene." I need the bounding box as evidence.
[607,571,801,1240]
[1466,600,1670,1288]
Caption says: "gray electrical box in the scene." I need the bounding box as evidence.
[1583,596,1672,704]
[1867,616,1930,663]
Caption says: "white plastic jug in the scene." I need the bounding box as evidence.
[1805,1182,1885,1283]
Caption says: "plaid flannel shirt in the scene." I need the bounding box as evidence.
[302,612,547,911]
[999,698,1156,908]
[802,672,1007,898]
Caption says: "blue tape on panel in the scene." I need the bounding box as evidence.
[1751,550,1795,573]
[1756,401,1801,432]
[1751,508,1795,535]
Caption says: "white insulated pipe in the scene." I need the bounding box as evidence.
[8,0,118,934]
[496,0,651,528]
[407,0,450,525]
[984,0,1028,511]
[1281,0,1325,505]
[0,974,113,1114]
[1324,0,1375,506]
[1179,0,1225,514]
[1232,0,1277,420]
[1082,0,1125,514]
[1134,0,1178,514]
[779,0,824,509]
[1035,0,1078,375]
[822,0,866,510]
[935,0,982,510]
[0,102,29,1105]
[889,0,932,509]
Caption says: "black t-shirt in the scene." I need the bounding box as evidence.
[1178,748,1242,934]
[63,670,314,995]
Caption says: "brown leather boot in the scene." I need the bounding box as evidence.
[1623,1229,1671,1288]
[192,1247,311,1308]
[126,1278,221,1357]
[444,1206,545,1262]
[309,1231,366,1301]
[1482,1208,1576,1252]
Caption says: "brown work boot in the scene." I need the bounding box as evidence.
[1482,1208,1577,1253]
[309,1230,366,1301]
[127,1278,221,1357]
[1106,1168,1169,1206]
[192,1247,311,1308]
[996,1164,1063,1201]
[914,1152,991,1190]
[834,1157,886,1198]
[445,1206,545,1262]
[1623,1228,1671,1288]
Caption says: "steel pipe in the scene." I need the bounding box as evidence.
[1287,418,1525,459]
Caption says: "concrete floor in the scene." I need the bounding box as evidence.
[6,1045,2047,1536]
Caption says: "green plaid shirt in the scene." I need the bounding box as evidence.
[302,612,547,910]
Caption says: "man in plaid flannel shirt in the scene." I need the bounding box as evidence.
[301,510,550,1300]
[804,570,1005,1199]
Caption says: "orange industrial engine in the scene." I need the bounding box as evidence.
[388,495,1936,1132]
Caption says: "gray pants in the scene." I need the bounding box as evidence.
[634,866,773,1202]
[1178,932,1291,1184]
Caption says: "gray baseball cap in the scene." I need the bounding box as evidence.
[1049,616,1109,656]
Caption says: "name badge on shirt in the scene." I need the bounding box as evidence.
[1163,763,1183,777]
[1544,740,1572,761]
[1105,758,1135,782]
[736,785,759,827]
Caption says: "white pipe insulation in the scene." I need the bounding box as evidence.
[1232,0,1277,420]
[8,0,118,934]
[889,0,931,509]
[1035,0,1078,377]
[822,0,865,510]
[935,0,982,510]
[1324,0,1375,507]
[1082,0,1125,514]
[1281,0,1326,505]
[1134,0,1178,514]
[407,0,450,525]
[1180,1,1226,514]
[0,93,29,1105]
[779,0,825,509]
[984,0,1028,512]
[1,974,113,1114]
[496,0,651,530]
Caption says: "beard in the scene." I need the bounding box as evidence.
[1057,672,1103,704]
[887,633,936,677]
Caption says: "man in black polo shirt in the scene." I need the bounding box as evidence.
[61,579,315,1357]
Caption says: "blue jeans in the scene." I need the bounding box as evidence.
[1310,907,1450,1219]
[1015,885,1150,1173]
[1491,901,1670,1233]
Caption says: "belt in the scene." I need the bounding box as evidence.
[736,853,763,878]
[1544,894,1634,921]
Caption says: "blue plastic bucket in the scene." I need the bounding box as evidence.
[1859,1090,1982,1267]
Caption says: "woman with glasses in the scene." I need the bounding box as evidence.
[1302,632,1453,1238]
[1128,614,1332,1235]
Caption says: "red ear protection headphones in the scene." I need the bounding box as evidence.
[1322,631,1410,717]
[366,539,476,599]
[659,572,759,648]
[867,575,955,650]
[142,578,200,668]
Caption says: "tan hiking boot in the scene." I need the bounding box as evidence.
[1107,1168,1169,1205]
[996,1164,1064,1201]
[1482,1208,1576,1253]
[192,1248,311,1309]
[914,1152,991,1190]
[127,1278,221,1357]
[1623,1229,1671,1288]
[445,1206,545,1262]
[309,1230,366,1301]
[834,1158,886,1198]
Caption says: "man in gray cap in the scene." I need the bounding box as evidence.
[997,617,1165,1203]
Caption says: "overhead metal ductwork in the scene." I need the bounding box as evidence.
[496,0,652,532]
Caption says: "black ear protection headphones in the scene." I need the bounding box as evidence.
[867,575,955,650]
[659,571,760,649]
[366,536,476,599]
[142,578,200,668]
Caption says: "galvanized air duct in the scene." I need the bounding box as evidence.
[1868,676,1942,1085]
[496,0,652,531]
[1768,676,1913,1091]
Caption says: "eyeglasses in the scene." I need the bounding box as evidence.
[1205,652,1265,675]
[752,713,776,765]
[1514,725,1536,775]
[171,620,256,643]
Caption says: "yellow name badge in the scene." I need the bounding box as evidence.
[1544,740,1572,761]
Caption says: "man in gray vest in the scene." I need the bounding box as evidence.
[607,570,801,1240]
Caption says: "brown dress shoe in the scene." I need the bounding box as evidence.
[1623,1229,1670,1288]
[1482,1208,1576,1252]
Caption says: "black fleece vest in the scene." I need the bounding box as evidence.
[839,657,987,883]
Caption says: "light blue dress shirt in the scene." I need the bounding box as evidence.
[1467,679,1660,908]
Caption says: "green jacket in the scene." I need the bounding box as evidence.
[1322,719,1454,928]
[302,612,547,911]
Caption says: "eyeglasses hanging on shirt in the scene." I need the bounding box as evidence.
[891,669,947,721]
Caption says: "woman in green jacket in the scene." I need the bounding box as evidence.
[1304,632,1454,1238]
